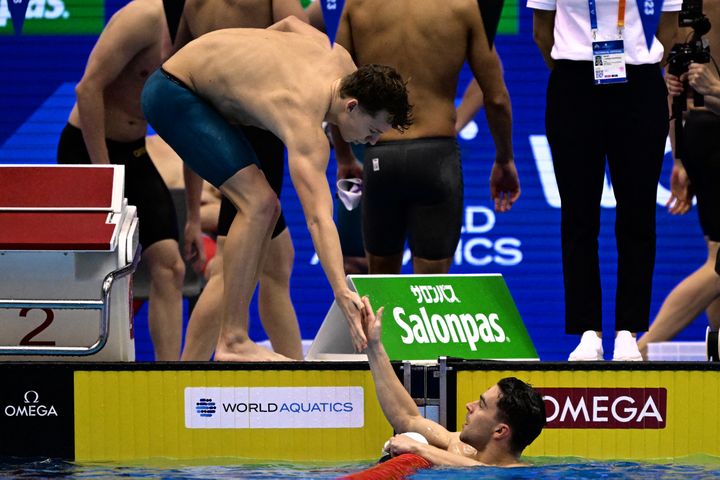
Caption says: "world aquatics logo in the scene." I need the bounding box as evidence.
[195,398,216,418]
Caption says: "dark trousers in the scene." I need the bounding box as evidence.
[546,61,669,334]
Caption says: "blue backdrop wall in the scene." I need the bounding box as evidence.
[0,0,708,360]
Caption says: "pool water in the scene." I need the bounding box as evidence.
[3,456,720,479]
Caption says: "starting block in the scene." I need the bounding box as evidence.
[0,165,139,361]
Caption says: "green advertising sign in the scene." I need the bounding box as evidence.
[0,0,104,35]
[497,0,518,35]
[349,274,538,361]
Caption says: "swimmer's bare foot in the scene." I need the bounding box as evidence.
[214,339,293,361]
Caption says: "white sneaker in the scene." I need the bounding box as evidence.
[568,331,603,361]
[612,330,643,361]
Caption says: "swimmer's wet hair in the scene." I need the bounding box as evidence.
[495,377,547,454]
[340,64,413,133]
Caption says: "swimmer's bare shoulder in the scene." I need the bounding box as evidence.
[444,432,521,466]
[446,432,481,460]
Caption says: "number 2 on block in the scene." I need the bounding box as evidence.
[19,308,56,346]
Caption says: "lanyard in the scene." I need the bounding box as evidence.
[588,0,626,40]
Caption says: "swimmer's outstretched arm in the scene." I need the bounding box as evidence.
[285,128,367,352]
[361,297,453,450]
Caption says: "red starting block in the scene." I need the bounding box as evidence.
[0,165,139,361]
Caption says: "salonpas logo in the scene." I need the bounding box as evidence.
[350,274,538,361]
[393,283,507,351]
[0,0,104,35]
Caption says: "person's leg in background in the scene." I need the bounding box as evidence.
[181,198,297,360]
[335,143,369,275]
[143,239,186,360]
[128,147,186,361]
[258,228,302,359]
[638,109,720,357]
[606,65,668,361]
[545,62,606,360]
[407,138,463,275]
[180,236,224,360]
[362,142,408,275]
[57,124,185,361]
[638,240,720,357]
[708,297,720,331]
[336,201,369,274]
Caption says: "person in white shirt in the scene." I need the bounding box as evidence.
[528,0,680,361]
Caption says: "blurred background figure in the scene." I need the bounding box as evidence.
[639,1,720,358]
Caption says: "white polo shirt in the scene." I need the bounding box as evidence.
[527,0,682,64]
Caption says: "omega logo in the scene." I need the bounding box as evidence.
[4,390,58,417]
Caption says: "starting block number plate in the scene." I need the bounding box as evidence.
[0,307,103,349]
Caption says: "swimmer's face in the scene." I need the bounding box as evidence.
[459,384,506,450]
[337,100,391,145]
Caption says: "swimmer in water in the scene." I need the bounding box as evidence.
[361,296,546,466]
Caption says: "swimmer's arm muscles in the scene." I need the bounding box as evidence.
[455,79,484,134]
[286,120,367,352]
[532,9,556,70]
[466,12,513,166]
[365,333,454,450]
[75,3,158,164]
[285,127,347,294]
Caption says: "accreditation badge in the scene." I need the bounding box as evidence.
[592,40,627,85]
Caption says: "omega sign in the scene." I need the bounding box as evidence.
[537,388,666,429]
[4,390,58,417]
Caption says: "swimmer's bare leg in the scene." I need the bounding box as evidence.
[258,228,303,359]
[213,167,290,361]
[413,256,453,274]
[180,245,224,361]
[367,252,403,275]
[144,238,185,360]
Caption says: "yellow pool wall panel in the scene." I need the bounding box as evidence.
[456,369,720,460]
[74,369,392,462]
